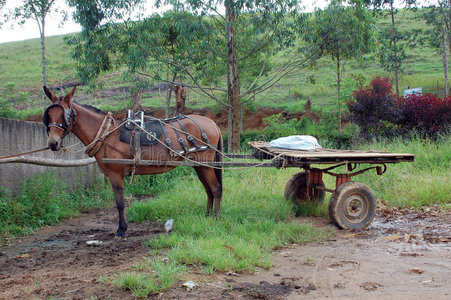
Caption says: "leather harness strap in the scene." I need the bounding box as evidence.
[184,115,211,145]
[159,122,174,151]
[176,119,200,149]
[170,120,188,154]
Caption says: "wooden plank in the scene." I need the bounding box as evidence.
[248,141,416,160]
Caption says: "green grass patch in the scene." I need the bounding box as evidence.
[356,134,451,208]
[0,172,113,245]
[111,167,333,296]
[113,258,186,298]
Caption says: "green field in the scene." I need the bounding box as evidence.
[0,8,448,115]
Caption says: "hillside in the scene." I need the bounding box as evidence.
[0,8,444,119]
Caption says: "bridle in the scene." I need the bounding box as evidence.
[43,97,77,138]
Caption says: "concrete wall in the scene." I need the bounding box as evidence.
[0,117,102,194]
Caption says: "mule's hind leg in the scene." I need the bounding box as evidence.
[109,173,127,237]
[194,167,222,217]
[194,167,214,216]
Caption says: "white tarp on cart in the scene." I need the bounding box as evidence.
[269,135,322,151]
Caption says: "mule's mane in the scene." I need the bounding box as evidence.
[75,102,106,116]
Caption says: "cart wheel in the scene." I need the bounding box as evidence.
[328,181,376,230]
[284,172,326,206]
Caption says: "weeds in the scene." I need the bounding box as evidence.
[357,134,450,207]
[113,258,185,298]
[0,172,112,244]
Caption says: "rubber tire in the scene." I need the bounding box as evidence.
[284,172,326,206]
[328,181,376,230]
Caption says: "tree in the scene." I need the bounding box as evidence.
[67,8,224,117]
[422,1,451,96]
[71,0,307,152]
[157,0,303,151]
[2,0,67,110]
[369,0,416,96]
[304,0,376,131]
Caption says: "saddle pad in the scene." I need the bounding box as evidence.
[119,121,163,146]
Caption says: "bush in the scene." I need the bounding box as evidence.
[399,94,451,137]
[262,113,300,139]
[346,76,401,140]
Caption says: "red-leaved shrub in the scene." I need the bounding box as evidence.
[347,76,401,139]
[399,94,451,136]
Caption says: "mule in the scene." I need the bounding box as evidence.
[43,86,223,237]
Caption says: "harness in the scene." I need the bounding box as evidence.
[43,98,77,138]
[121,111,212,158]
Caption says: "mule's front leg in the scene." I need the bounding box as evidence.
[110,175,127,237]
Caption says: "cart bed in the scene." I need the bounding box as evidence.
[248,141,415,164]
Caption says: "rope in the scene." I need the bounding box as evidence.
[129,120,283,170]
[0,147,50,160]
[62,119,127,154]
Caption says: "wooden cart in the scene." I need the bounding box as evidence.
[102,141,415,230]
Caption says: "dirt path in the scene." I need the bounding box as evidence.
[1,208,450,300]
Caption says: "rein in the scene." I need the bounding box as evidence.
[84,112,115,157]
[0,147,50,160]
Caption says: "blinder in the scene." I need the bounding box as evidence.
[43,99,76,138]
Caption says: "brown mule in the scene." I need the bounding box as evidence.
[43,86,223,237]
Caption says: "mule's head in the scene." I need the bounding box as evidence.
[43,86,77,151]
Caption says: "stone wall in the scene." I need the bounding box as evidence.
[0,117,102,194]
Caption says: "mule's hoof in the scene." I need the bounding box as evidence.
[114,235,127,241]
[115,229,127,239]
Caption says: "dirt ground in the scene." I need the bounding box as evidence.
[0,207,449,300]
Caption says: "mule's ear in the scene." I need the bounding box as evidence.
[64,86,76,103]
[43,86,58,102]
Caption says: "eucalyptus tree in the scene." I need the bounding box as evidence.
[2,0,68,109]
[157,0,302,152]
[70,0,304,152]
[422,1,451,96]
[67,7,224,117]
[304,0,376,131]
[368,0,416,96]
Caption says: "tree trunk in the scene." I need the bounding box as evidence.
[166,88,172,118]
[447,12,451,95]
[166,73,178,118]
[226,4,241,152]
[40,17,47,110]
[443,26,449,96]
[390,2,399,96]
[131,90,143,111]
[337,51,342,132]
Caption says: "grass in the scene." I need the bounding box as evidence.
[356,134,451,208]
[113,259,186,298]
[111,133,450,296]
[108,166,333,297]
[0,8,448,116]
[0,172,113,245]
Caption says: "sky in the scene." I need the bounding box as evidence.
[0,0,427,44]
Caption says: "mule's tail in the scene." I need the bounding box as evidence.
[214,136,223,197]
